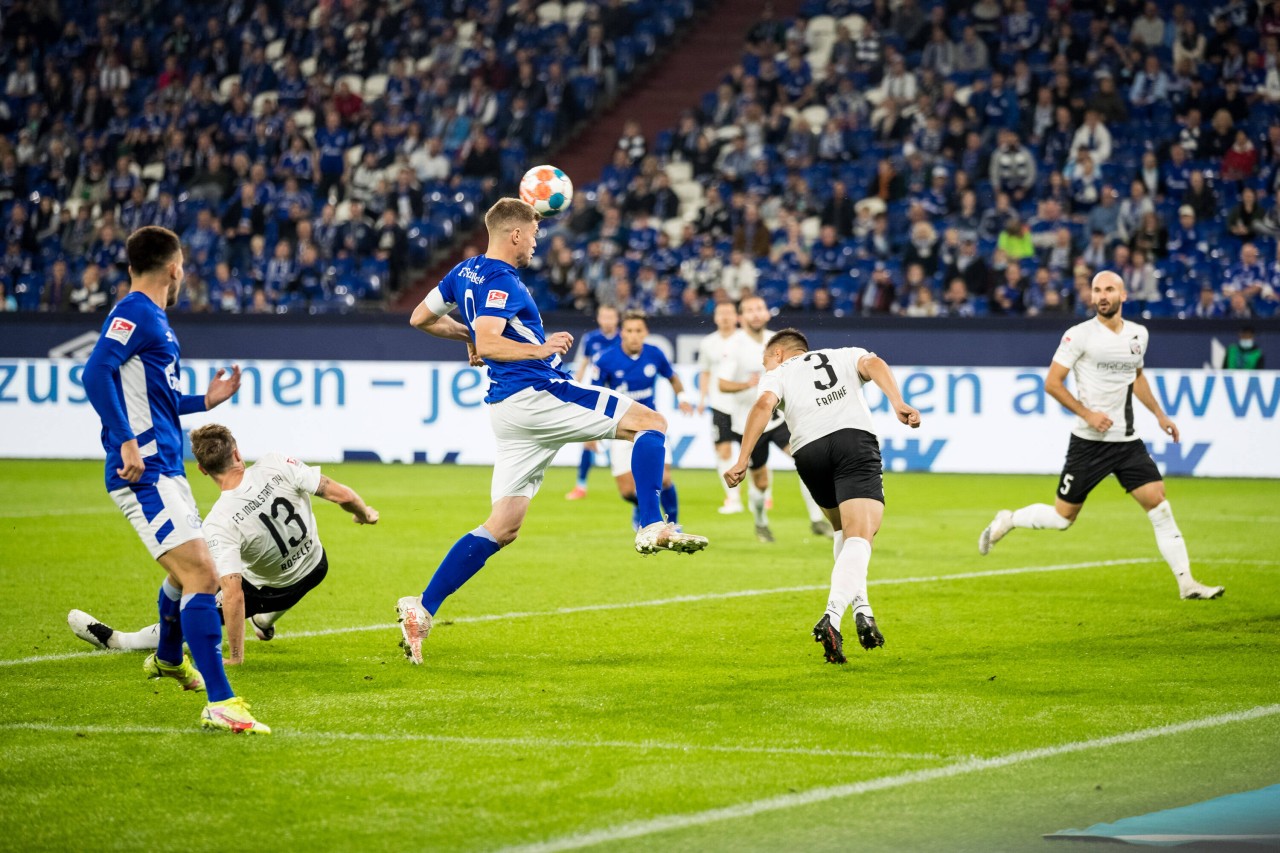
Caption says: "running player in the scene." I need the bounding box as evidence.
[594,310,695,528]
[67,424,379,661]
[81,225,268,733]
[565,304,621,500]
[697,300,742,514]
[725,328,922,664]
[719,295,831,542]
[398,199,708,664]
[978,270,1224,601]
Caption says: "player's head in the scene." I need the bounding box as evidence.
[126,225,184,306]
[620,309,648,354]
[190,423,242,477]
[738,294,770,333]
[484,198,541,268]
[763,328,809,370]
[713,299,738,333]
[596,304,620,334]
[1091,270,1125,319]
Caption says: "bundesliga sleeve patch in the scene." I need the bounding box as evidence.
[485,289,509,309]
[105,317,136,344]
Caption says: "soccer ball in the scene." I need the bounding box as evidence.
[519,165,573,217]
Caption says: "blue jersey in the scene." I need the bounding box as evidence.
[82,292,207,491]
[436,254,571,403]
[578,328,619,385]
[593,343,674,407]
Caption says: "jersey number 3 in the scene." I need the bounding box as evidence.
[258,497,307,557]
[805,352,839,391]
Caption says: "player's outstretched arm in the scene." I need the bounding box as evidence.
[725,392,778,487]
[1132,368,1179,442]
[859,355,922,428]
[220,573,246,665]
[1045,361,1111,432]
[473,315,573,362]
[316,475,379,524]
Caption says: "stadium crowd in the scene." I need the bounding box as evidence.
[0,0,690,313]
[529,0,1280,319]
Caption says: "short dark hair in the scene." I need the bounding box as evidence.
[189,423,237,474]
[621,309,648,326]
[126,226,181,276]
[766,328,809,353]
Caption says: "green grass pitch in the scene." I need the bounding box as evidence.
[1,460,1278,852]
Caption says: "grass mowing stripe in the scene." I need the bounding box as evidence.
[0,558,1161,667]
[0,722,948,761]
[499,704,1280,853]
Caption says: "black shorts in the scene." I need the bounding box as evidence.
[792,428,884,508]
[239,551,330,617]
[746,422,792,470]
[710,408,735,445]
[1056,436,1162,505]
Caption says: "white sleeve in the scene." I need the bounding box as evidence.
[424,287,456,316]
[204,518,247,579]
[844,347,873,382]
[258,452,323,495]
[697,340,712,372]
[1051,330,1085,369]
[758,368,783,404]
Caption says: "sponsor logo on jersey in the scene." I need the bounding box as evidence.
[486,289,509,308]
[1130,336,1143,355]
[105,317,136,344]
[460,267,486,285]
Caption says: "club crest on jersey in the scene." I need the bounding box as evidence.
[1130,337,1142,355]
[106,317,136,344]
[486,289,509,309]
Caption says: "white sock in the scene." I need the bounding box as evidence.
[826,536,873,630]
[1148,500,1193,589]
[111,623,160,651]
[715,457,740,504]
[1011,503,1072,530]
[748,481,768,525]
[832,531,845,561]
[799,479,824,523]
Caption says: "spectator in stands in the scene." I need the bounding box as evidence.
[856,263,897,315]
[1117,179,1155,243]
[903,221,940,277]
[997,215,1035,262]
[955,25,989,74]
[1228,186,1265,237]
[989,129,1037,202]
[1222,130,1259,182]
[1070,109,1113,166]
[945,235,991,298]
[70,264,108,312]
[1123,248,1161,302]
[1130,211,1168,260]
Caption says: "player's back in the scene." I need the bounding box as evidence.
[762,347,877,453]
[84,292,188,489]
[204,453,324,588]
[595,343,672,405]
[436,254,570,402]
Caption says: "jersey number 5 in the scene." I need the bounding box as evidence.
[258,497,308,557]
[805,352,839,391]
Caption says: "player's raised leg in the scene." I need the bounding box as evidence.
[617,403,708,555]
[1131,481,1224,600]
[68,610,161,651]
[979,500,1075,555]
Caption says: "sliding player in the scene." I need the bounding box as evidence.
[978,270,1224,601]
[726,328,921,664]
[565,305,620,500]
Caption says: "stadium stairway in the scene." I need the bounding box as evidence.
[395,0,801,310]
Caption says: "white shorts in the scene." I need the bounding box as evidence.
[489,381,635,502]
[109,474,205,560]
[608,438,674,477]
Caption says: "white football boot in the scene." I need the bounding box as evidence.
[635,521,709,555]
[978,510,1014,556]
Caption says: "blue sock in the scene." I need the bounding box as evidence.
[631,431,666,527]
[156,579,183,666]
[661,483,679,524]
[422,526,501,616]
[180,593,233,703]
[576,448,594,487]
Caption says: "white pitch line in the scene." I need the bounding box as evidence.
[499,704,1280,853]
[0,506,116,519]
[0,722,944,761]
[4,556,1273,668]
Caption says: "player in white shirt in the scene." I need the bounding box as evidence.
[68,424,380,662]
[718,295,831,542]
[978,271,1224,600]
[726,328,921,663]
[697,301,743,513]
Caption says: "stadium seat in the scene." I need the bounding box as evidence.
[363,74,389,101]
[564,1,588,27]
[218,74,241,100]
[536,2,564,25]
[265,39,285,63]
[801,105,830,130]
[251,90,278,117]
[664,161,693,184]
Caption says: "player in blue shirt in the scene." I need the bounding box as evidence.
[399,199,708,664]
[593,311,694,528]
[565,304,620,500]
[81,225,269,734]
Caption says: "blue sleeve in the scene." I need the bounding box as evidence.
[654,348,675,380]
[179,394,207,415]
[473,271,521,320]
[82,311,149,447]
[593,351,616,387]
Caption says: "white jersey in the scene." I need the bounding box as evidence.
[719,328,783,433]
[758,347,877,453]
[1051,317,1150,443]
[204,453,325,589]
[697,330,738,413]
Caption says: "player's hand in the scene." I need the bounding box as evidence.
[895,402,921,428]
[205,365,242,409]
[355,506,379,525]
[1158,416,1180,443]
[1085,410,1113,433]
[678,401,694,415]
[467,343,484,367]
[538,331,574,359]
[746,373,760,387]
[724,460,748,488]
[117,439,145,482]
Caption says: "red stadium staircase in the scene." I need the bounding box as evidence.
[395,0,801,310]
